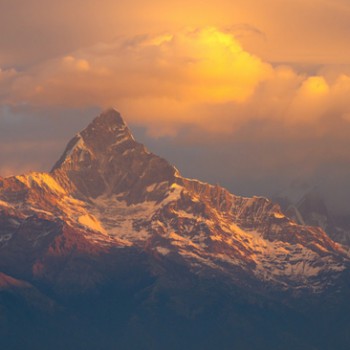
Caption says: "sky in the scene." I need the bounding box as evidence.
[1,0,350,213]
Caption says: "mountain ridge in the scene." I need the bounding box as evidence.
[1,109,350,349]
[0,108,348,295]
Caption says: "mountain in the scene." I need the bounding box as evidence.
[0,109,350,349]
[275,184,350,247]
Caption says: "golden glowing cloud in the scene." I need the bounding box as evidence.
[178,28,272,103]
[3,28,273,132]
[299,76,330,97]
[63,56,91,71]
[2,26,350,137]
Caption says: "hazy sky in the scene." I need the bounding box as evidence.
[1,0,350,213]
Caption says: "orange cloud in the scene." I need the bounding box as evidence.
[62,56,91,71]
[2,27,350,138]
[2,27,273,134]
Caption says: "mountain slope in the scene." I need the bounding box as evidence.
[0,109,350,349]
[0,109,349,293]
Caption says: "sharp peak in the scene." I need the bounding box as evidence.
[80,108,135,143]
[93,108,125,126]
[50,109,180,200]
[50,109,136,172]
[84,108,129,133]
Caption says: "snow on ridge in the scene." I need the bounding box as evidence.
[78,214,107,235]
[16,173,66,195]
[0,199,12,208]
[77,183,185,245]
[65,133,83,158]
[110,132,133,147]
[155,246,170,255]
[6,168,346,290]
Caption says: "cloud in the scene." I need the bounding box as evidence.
[0,105,99,177]
[2,26,350,140]
[3,0,350,69]
[0,27,271,133]
[0,68,18,99]
[0,140,58,177]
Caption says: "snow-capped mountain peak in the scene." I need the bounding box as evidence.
[51,109,178,202]
[0,109,349,297]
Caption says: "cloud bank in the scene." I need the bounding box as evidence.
[2,27,350,138]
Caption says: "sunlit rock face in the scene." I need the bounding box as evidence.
[1,109,350,349]
[51,109,177,203]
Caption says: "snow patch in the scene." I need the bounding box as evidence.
[0,233,13,243]
[156,246,170,255]
[78,214,106,234]
[0,199,12,208]
[65,133,85,158]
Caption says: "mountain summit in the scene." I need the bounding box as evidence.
[51,109,177,202]
[0,109,349,349]
[0,108,348,290]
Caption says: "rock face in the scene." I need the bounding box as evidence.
[51,109,177,203]
[0,109,350,349]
